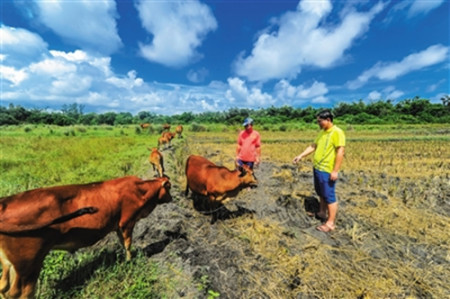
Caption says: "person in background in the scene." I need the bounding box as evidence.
[236,117,261,170]
[292,110,345,232]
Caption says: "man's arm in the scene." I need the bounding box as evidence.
[330,146,345,181]
[292,144,316,164]
[255,146,261,165]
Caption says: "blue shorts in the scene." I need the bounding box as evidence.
[237,159,254,170]
[313,168,337,204]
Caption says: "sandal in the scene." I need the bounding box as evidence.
[316,223,335,232]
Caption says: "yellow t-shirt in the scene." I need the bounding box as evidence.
[313,125,345,173]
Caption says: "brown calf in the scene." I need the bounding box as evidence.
[175,125,183,138]
[148,147,164,177]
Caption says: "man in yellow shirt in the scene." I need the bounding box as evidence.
[293,110,345,232]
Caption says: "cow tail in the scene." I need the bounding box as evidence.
[0,207,99,234]
[48,207,99,226]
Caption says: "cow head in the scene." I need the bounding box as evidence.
[158,178,173,203]
[238,165,258,188]
[138,177,172,204]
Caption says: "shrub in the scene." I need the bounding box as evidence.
[190,123,207,132]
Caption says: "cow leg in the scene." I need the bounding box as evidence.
[18,271,40,299]
[0,253,11,293]
[9,253,46,299]
[117,227,134,261]
[7,266,37,299]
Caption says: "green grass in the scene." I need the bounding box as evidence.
[0,125,160,195]
[39,250,167,299]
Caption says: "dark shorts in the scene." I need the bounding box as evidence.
[237,159,254,170]
[313,168,337,204]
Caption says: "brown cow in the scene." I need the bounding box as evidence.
[157,136,169,150]
[175,125,183,138]
[140,123,150,129]
[162,131,176,140]
[162,124,171,131]
[0,176,172,299]
[185,155,257,202]
[161,132,176,148]
[148,147,164,177]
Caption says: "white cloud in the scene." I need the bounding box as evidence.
[225,77,274,107]
[136,0,217,67]
[1,40,233,114]
[348,44,449,89]
[368,91,382,100]
[367,86,404,101]
[0,25,48,67]
[427,79,446,92]
[50,50,88,62]
[0,65,28,86]
[408,0,445,17]
[106,71,144,89]
[32,0,122,55]
[386,90,404,100]
[274,79,329,105]
[29,58,76,77]
[51,73,92,96]
[187,67,209,83]
[234,0,384,82]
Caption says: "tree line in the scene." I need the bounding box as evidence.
[1,96,449,126]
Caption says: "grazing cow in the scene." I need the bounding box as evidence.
[157,136,169,150]
[162,124,171,131]
[140,123,151,129]
[185,155,257,202]
[162,131,176,141]
[148,147,164,177]
[0,176,172,299]
[161,132,176,147]
[175,125,183,138]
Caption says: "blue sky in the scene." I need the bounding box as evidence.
[1,0,449,115]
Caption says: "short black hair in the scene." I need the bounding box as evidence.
[316,110,334,122]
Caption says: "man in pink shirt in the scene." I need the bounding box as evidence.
[236,118,261,170]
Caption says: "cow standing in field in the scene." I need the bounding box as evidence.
[185,155,257,222]
[185,155,257,202]
[162,124,171,131]
[160,132,176,149]
[158,136,169,150]
[0,176,172,299]
[140,123,150,129]
[175,125,183,138]
[148,147,164,177]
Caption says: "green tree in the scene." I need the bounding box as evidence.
[97,112,117,125]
